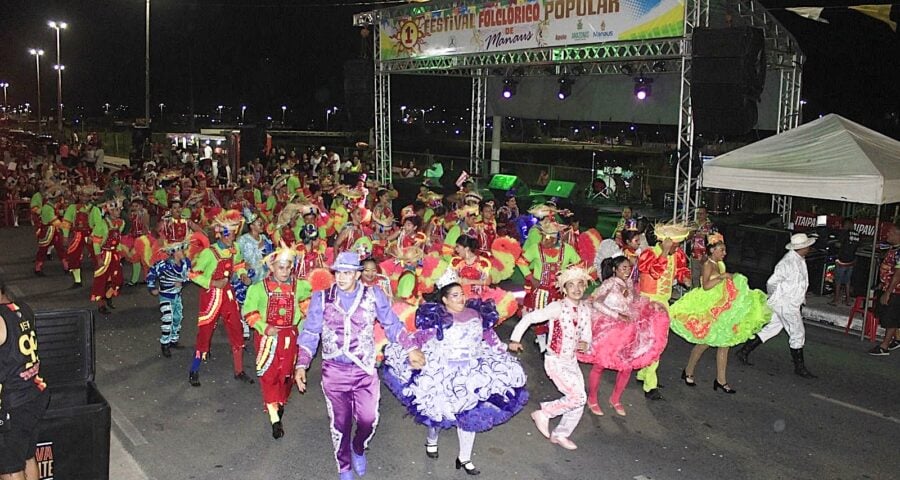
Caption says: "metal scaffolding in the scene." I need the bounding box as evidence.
[363,0,804,209]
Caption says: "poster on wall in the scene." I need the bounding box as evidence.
[379,0,686,60]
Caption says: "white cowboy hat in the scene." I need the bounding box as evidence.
[785,233,816,250]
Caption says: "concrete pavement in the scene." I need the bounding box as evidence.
[1,225,898,480]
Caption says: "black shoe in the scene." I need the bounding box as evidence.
[888,339,900,351]
[681,369,696,387]
[69,282,82,290]
[425,443,439,459]
[98,305,111,315]
[107,298,116,309]
[644,388,664,400]
[868,345,890,356]
[455,458,480,476]
[736,337,763,366]
[189,371,201,387]
[161,343,172,358]
[34,270,46,277]
[790,348,817,379]
[234,371,255,384]
[713,380,736,394]
[272,421,284,439]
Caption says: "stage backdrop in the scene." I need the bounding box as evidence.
[379,0,686,60]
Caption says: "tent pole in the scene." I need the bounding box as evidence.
[862,204,881,340]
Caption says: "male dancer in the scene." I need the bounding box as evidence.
[91,199,126,315]
[147,239,192,358]
[242,245,311,439]
[510,266,593,450]
[736,233,817,377]
[294,252,425,480]
[33,186,67,276]
[61,186,100,288]
[187,210,253,386]
[636,224,691,399]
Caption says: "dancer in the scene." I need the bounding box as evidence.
[509,266,593,450]
[187,210,253,387]
[61,185,100,288]
[294,252,425,480]
[870,223,900,355]
[382,270,528,475]
[450,235,518,324]
[736,233,816,378]
[147,239,192,358]
[91,198,126,315]
[669,234,770,393]
[635,223,691,400]
[242,245,311,439]
[579,256,670,416]
[235,209,275,342]
[33,186,67,276]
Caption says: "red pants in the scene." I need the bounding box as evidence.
[255,328,298,405]
[66,231,95,270]
[90,251,123,302]
[194,286,244,354]
[35,226,66,272]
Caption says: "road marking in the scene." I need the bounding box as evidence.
[111,404,149,447]
[810,393,900,425]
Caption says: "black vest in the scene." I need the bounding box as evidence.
[0,303,45,410]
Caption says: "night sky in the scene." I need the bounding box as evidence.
[0,0,897,135]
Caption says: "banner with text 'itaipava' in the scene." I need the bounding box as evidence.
[379,0,685,60]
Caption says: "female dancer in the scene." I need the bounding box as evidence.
[450,235,518,324]
[579,256,670,416]
[382,270,528,475]
[669,234,771,393]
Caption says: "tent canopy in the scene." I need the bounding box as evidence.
[702,114,900,205]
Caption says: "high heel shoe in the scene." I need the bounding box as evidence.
[609,401,626,416]
[587,402,604,416]
[455,458,481,476]
[681,369,696,387]
[713,379,736,394]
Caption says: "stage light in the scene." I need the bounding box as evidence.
[501,77,517,99]
[634,76,653,100]
[557,76,573,100]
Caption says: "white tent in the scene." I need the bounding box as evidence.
[702,114,900,205]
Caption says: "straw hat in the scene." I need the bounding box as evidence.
[537,221,564,236]
[456,205,480,218]
[264,242,300,270]
[556,266,591,291]
[785,233,815,250]
[276,203,303,229]
[653,222,692,242]
[212,209,244,233]
[528,203,558,219]
[388,244,425,265]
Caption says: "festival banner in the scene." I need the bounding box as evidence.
[379,0,686,60]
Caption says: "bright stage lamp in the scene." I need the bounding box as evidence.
[501,78,517,99]
[634,76,653,100]
[557,76,573,100]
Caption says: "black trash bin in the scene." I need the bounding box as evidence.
[33,309,110,480]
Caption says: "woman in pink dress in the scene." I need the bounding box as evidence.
[578,255,670,416]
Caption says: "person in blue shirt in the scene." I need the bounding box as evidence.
[147,239,192,358]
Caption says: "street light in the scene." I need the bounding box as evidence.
[325,108,333,130]
[0,82,8,110]
[281,105,287,125]
[28,48,44,130]
[158,102,165,119]
[104,102,110,114]
[217,105,223,123]
[48,20,67,133]
[241,105,247,124]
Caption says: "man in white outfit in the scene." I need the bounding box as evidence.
[509,266,593,451]
[736,233,816,378]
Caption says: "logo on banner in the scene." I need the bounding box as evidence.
[390,19,430,55]
[36,442,54,480]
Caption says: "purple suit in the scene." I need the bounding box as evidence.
[297,283,411,474]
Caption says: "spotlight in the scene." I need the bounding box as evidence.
[634,76,653,100]
[502,78,518,99]
[557,76,573,100]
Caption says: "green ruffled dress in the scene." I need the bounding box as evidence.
[669,261,771,347]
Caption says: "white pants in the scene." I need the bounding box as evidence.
[541,354,586,439]
[426,427,475,462]
[757,305,805,349]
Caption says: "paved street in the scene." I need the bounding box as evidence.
[1,226,898,480]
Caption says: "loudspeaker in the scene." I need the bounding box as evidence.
[343,59,374,131]
[691,27,766,136]
[240,126,265,165]
[131,126,151,150]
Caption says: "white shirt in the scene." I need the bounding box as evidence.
[766,250,809,309]
[203,145,213,160]
[511,298,592,358]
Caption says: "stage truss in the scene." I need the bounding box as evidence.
[364,0,804,222]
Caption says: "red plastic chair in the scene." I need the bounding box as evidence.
[845,295,879,342]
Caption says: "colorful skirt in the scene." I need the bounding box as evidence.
[668,273,771,347]
[577,296,671,370]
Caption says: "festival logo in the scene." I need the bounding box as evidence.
[36,442,54,480]
[389,18,431,56]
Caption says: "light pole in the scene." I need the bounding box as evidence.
[0,82,8,111]
[48,21,67,133]
[281,105,287,125]
[158,102,165,120]
[217,105,223,123]
[104,102,110,115]
[145,0,151,123]
[28,48,44,130]
[241,105,246,124]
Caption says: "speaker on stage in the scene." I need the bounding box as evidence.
[691,27,766,136]
[488,174,530,200]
